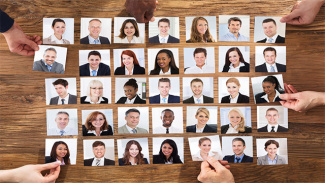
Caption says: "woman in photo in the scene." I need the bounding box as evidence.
[149,49,179,75]
[153,139,183,164]
[82,111,113,136]
[81,80,109,104]
[114,50,145,75]
[45,141,70,165]
[257,140,287,165]
[222,47,249,72]
[221,108,252,134]
[221,78,249,103]
[115,19,144,43]
[192,137,222,161]
[186,17,215,43]
[43,18,70,44]
[116,78,146,104]
[255,75,284,104]
[186,107,217,133]
[119,140,148,165]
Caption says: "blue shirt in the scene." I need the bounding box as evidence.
[88,35,101,44]
[267,154,278,165]
[234,154,245,163]
[220,32,249,42]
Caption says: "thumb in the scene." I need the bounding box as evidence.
[206,156,224,170]
[280,9,301,23]
[279,93,299,100]
[24,36,39,51]
[38,161,61,171]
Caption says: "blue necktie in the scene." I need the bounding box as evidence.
[197,99,201,103]
[92,70,96,76]
[236,157,241,163]
[270,65,275,72]
[268,38,273,43]
[61,99,65,105]
[60,130,65,136]
[94,39,99,44]
[162,98,167,103]
[161,37,166,43]
[47,65,52,72]
[132,129,137,133]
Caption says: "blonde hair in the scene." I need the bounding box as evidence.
[195,107,210,118]
[228,108,245,132]
[87,80,103,97]
[189,17,215,43]
[226,78,240,86]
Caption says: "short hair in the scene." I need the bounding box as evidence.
[264,140,279,149]
[88,50,101,59]
[262,18,276,26]
[262,76,283,92]
[52,79,68,87]
[195,107,210,118]
[263,47,277,56]
[266,107,279,115]
[125,108,140,116]
[118,19,139,39]
[190,78,203,86]
[124,78,138,90]
[44,47,57,55]
[158,78,171,86]
[92,141,105,148]
[226,78,240,87]
[228,17,242,26]
[158,18,170,27]
[52,18,65,27]
[224,47,246,67]
[228,108,246,132]
[120,50,140,67]
[89,18,102,24]
[56,111,69,118]
[161,109,174,116]
[87,80,103,97]
[232,138,246,146]
[85,111,109,131]
[193,48,207,57]
[198,137,211,145]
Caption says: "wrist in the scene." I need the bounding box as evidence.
[0,169,19,182]
[316,92,325,106]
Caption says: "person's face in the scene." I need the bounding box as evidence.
[55,113,69,130]
[195,112,209,126]
[199,140,211,154]
[194,52,206,68]
[54,84,68,98]
[88,20,102,38]
[52,22,66,36]
[43,50,57,65]
[158,82,171,98]
[228,111,241,127]
[129,144,139,158]
[125,112,140,129]
[157,52,171,70]
[93,145,106,159]
[196,19,208,35]
[161,111,175,127]
[158,22,170,36]
[91,114,105,128]
[266,144,278,156]
[262,22,277,38]
[265,110,279,125]
[56,144,68,159]
[88,55,101,70]
[264,51,276,65]
[232,141,246,156]
[124,22,136,37]
[262,81,276,95]
[124,85,137,100]
[228,51,240,66]
[191,82,203,96]
[90,85,103,97]
[162,143,173,158]
[228,21,241,34]
[226,82,240,97]
[122,54,134,67]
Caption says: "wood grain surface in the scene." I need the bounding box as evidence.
[0,0,324,182]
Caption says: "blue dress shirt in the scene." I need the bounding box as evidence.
[220,32,249,42]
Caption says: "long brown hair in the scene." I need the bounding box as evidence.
[189,17,215,43]
[50,141,70,165]
[225,47,246,67]
[120,50,140,67]
[85,111,108,131]
[118,19,139,39]
[122,140,145,165]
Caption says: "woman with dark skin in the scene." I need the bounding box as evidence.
[116,78,146,104]
[149,49,179,75]
[153,139,183,164]
[255,76,284,104]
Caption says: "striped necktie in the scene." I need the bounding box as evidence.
[96,159,100,166]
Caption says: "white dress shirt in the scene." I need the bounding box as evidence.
[193,95,204,104]
[266,62,278,72]
[226,124,239,134]
[91,157,105,166]
[84,96,107,104]
[229,93,239,103]
[50,34,64,44]
[261,90,281,103]
[228,62,245,72]
[126,124,137,133]
[125,67,134,75]
[153,125,182,134]
[267,124,279,132]
[125,96,137,104]
[184,64,215,74]
[86,129,108,136]
[114,36,144,43]
[160,94,169,104]
[47,127,76,136]
[196,124,206,133]
[58,94,70,105]
[266,34,279,43]
[159,68,171,75]
[89,66,99,76]
[159,34,169,43]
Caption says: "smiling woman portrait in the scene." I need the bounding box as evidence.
[221,78,249,103]
[116,78,146,104]
[115,19,144,43]
[192,137,222,161]
[45,141,70,165]
[221,108,252,134]
[257,140,287,165]
[153,139,183,164]
[222,47,250,72]
[186,107,217,133]
[255,75,284,104]
[187,17,215,43]
[43,18,70,44]
[80,80,109,104]
[149,49,179,75]
[114,50,145,75]
[82,111,113,136]
[119,140,148,166]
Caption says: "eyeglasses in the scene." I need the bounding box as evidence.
[90,87,103,90]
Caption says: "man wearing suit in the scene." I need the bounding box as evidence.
[183,78,214,104]
[47,111,77,136]
[84,141,115,166]
[223,138,253,163]
[49,79,77,105]
[149,78,180,104]
[79,50,111,76]
[149,18,179,43]
[258,107,288,132]
[33,47,64,74]
[80,19,110,44]
[255,47,286,72]
[118,108,148,134]
[257,18,285,43]
[153,109,182,134]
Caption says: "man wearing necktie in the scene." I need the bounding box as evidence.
[223,138,253,163]
[79,50,111,76]
[84,141,115,166]
[80,19,110,44]
[258,107,288,132]
[118,108,148,134]
[149,78,180,104]
[256,18,285,43]
[149,18,180,43]
[183,78,214,104]
[33,47,65,74]
[49,79,77,105]
[153,109,182,134]
[255,47,286,72]
[47,111,77,136]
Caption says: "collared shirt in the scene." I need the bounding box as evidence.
[228,62,245,72]
[159,34,170,43]
[220,32,249,42]
[83,96,106,104]
[125,124,137,133]
[266,34,279,43]
[193,150,216,161]
[58,94,70,105]
[266,62,278,72]
[125,96,137,104]
[48,127,76,136]
[193,95,204,104]
[226,124,238,134]
[267,154,278,165]
[86,129,108,136]
[184,64,215,74]
[153,125,182,134]
[261,89,281,103]
[42,59,53,67]
[91,157,105,166]
[267,124,279,132]
[234,153,245,163]
[57,158,65,165]
[50,34,64,44]
[125,67,134,75]
[159,68,171,75]
[196,124,206,133]
[88,35,101,44]
[89,66,99,76]
[229,93,239,103]
[160,94,169,104]
[165,157,174,164]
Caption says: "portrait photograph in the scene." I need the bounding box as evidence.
[117,138,150,165]
[218,77,250,103]
[152,107,183,134]
[113,48,145,75]
[79,49,111,76]
[152,137,184,164]
[219,15,250,42]
[185,16,217,43]
[147,48,179,75]
[80,77,111,104]
[222,136,253,163]
[117,107,149,134]
[80,18,112,44]
[81,109,114,136]
[115,77,147,104]
[148,17,180,43]
[220,107,252,134]
[149,77,180,99]
[257,106,288,132]
[45,77,77,105]
[45,138,77,165]
[184,47,215,74]
[256,138,288,165]
[114,17,145,44]
[43,18,74,44]
[255,46,286,72]
[254,16,286,43]
[186,106,218,133]
[83,139,115,166]
[46,109,78,136]
[218,46,250,73]
[182,77,214,103]
[188,135,222,161]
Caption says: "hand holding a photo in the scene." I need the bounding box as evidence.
[125,0,158,23]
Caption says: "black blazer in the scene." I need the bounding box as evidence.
[80,36,110,44]
[183,95,214,104]
[221,125,252,134]
[82,125,113,136]
[149,67,179,75]
[149,35,180,43]
[223,154,253,163]
[79,63,111,76]
[257,35,285,43]
[116,95,146,104]
[45,156,56,164]
[80,96,109,104]
[222,62,250,72]
[186,39,213,43]
[257,124,288,132]
[118,158,148,166]
[186,124,217,133]
[221,93,249,103]
[153,155,183,164]
[84,158,115,166]
[114,65,145,75]
[255,91,284,104]
[255,63,286,72]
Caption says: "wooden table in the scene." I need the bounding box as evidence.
[0,0,324,182]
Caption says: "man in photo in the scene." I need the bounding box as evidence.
[48,111,76,136]
[258,108,288,132]
[257,18,285,43]
[33,47,64,74]
[255,47,286,72]
[79,50,111,76]
[149,18,179,43]
[118,108,148,134]
[49,79,77,105]
[220,17,249,42]
[183,78,213,104]
[184,48,215,74]
[153,109,182,134]
[149,78,180,104]
[84,141,115,166]
[80,19,110,44]
[223,138,253,163]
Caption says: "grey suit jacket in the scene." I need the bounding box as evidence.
[33,60,64,74]
[49,94,77,105]
[118,124,148,134]
[257,154,287,165]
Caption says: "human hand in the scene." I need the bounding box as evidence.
[2,22,42,56]
[125,0,158,23]
[280,0,325,25]
[197,157,235,183]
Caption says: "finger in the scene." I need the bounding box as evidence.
[279,100,296,110]
[23,37,39,51]
[135,13,146,23]
[144,10,154,23]
[156,0,159,5]
[288,84,298,93]
[280,9,301,23]
[150,16,155,22]
[283,83,291,93]
[200,160,212,170]
[37,162,61,171]
[224,165,231,169]
[279,93,299,100]
[218,160,229,165]
[43,164,60,182]
[207,156,223,170]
